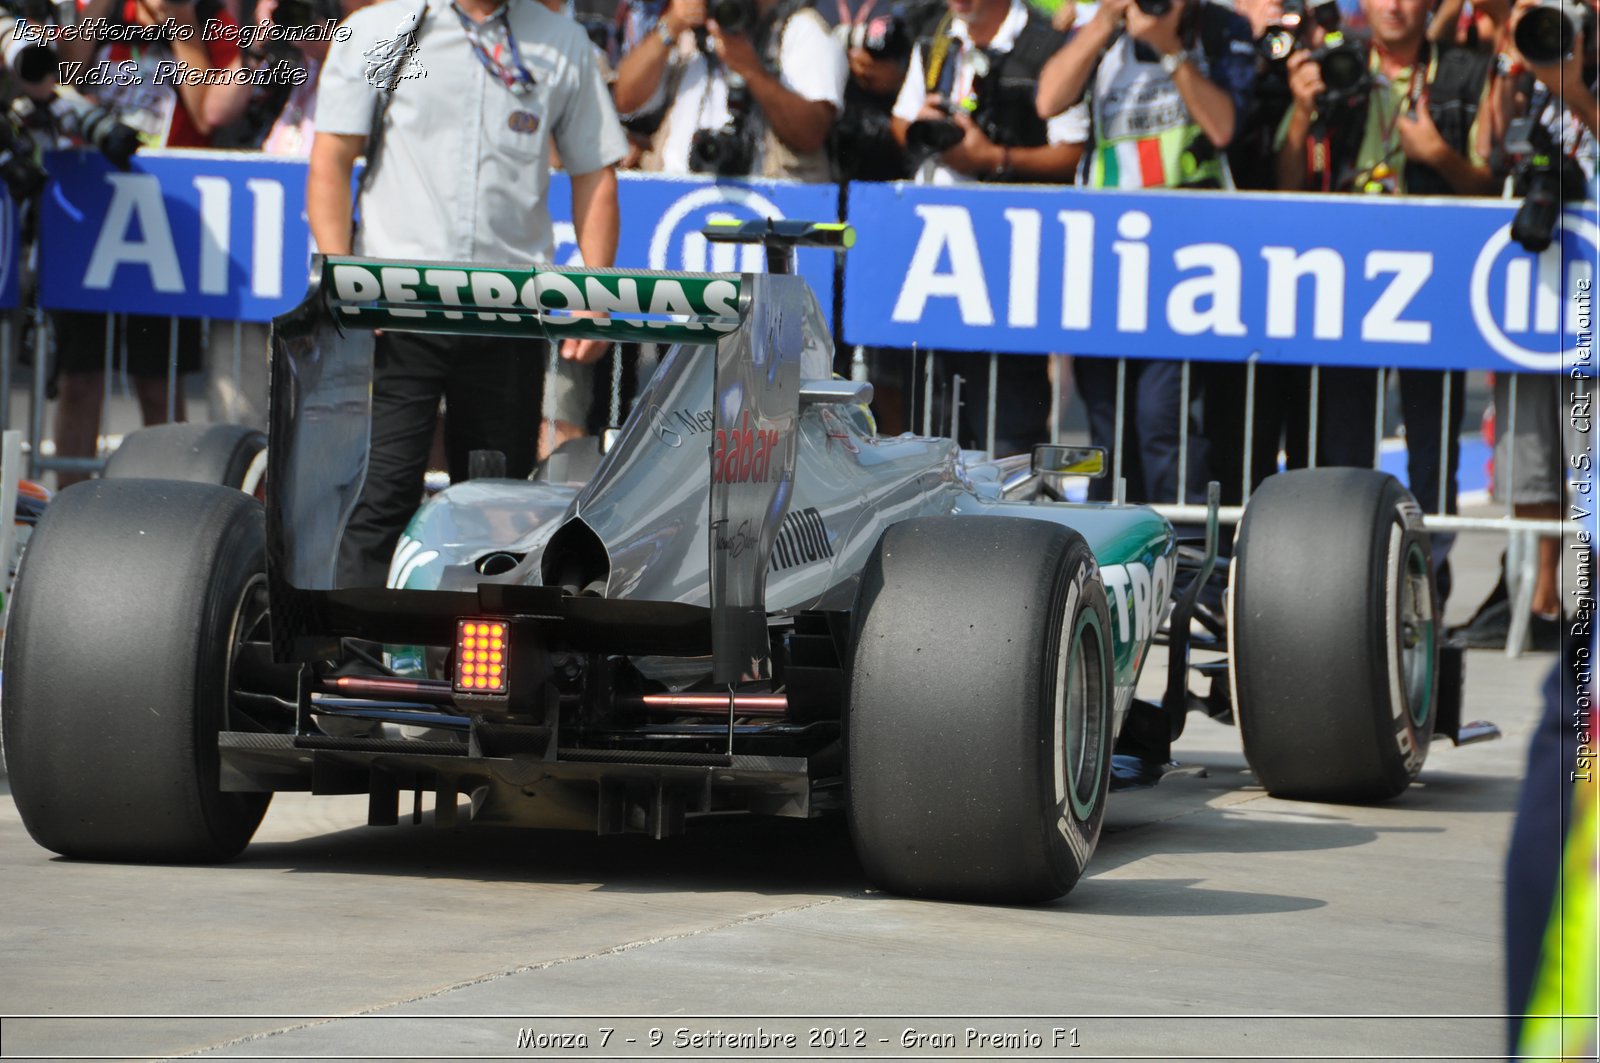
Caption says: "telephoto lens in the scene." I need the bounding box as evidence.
[1513,0,1585,64]
[50,88,141,168]
[710,0,752,34]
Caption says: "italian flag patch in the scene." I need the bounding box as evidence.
[1101,138,1167,188]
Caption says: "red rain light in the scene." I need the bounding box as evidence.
[454,618,507,694]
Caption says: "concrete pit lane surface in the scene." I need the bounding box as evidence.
[0,523,1570,1060]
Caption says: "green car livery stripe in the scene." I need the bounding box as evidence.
[320,258,743,344]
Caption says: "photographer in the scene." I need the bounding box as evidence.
[892,0,1083,183]
[58,0,251,145]
[612,0,847,178]
[885,0,1081,452]
[1451,0,1596,650]
[1035,0,1253,504]
[1276,0,1495,602]
[827,0,940,180]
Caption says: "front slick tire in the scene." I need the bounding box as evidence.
[1230,468,1437,802]
[848,517,1113,904]
[4,480,271,862]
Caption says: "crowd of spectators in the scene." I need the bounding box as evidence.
[2,0,1597,639]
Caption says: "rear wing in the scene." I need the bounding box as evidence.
[316,257,743,343]
[268,226,851,684]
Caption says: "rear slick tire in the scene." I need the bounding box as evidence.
[847,517,1114,903]
[1229,468,1437,802]
[3,480,272,862]
[103,422,267,493]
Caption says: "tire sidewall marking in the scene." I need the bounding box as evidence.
[1383,517,1429,777]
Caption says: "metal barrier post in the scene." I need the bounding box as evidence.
[1502,374,1533,656]
[1307,364,1320,468]
[232,318,244,421]
[921,348,933,438]
[1177,360,1190,504]
[0,317,11,436]
[29,306,46,480]
[1241,358,1256,503]
[1372,368,1385,469]
[1049,355,1061,446]
[102,315,114,460]
[985,352,997,457]
[1437,370,1452,519]
[950,373,963,442]
[166,315,179,423]
[1112,358,1126,499]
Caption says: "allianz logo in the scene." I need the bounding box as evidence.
[891,204,1598,371]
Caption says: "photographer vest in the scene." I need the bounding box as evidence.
[1319,43,1490,196]
[915,9,1066,158]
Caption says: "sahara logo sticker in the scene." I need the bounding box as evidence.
[769,507,832,572]
[1099,553,1175,646]
[711,410,784,485]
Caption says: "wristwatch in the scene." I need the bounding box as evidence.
[656,19,675,47]
[1159,49,1190,75]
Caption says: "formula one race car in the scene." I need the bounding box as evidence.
[2,222,1487,903]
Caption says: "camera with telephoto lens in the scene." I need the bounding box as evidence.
[903,34,966,164]
[1513,0,1593,65]
[709,0,753,35]
[1504,115,1588,253]
[48,87,140,167]
[688,75,756,175]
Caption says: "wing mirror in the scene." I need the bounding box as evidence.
[1032,445,1108,479]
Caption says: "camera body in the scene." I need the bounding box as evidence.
[1505,114,1588,253]
[902,44,1043,178]
[1308,32,1369,110]
[688,76,757,175]
[710,0,754,35]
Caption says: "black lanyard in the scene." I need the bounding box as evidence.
[452,2,539,95]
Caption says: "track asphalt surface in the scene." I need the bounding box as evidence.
[0,509,1573,1061]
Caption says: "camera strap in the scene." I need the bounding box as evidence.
[352,0,434,240]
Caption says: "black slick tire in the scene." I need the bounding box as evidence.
[4,480,273,861]
[1229,468,1437,802]
[847,516,1114,903]
[103,423,267,491]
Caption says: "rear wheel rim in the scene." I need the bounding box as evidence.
[1399,543,1435,729]
[1060,607,1107,821]
[225,574,291,734]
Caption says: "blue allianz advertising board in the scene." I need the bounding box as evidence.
[545,172,839,321]
[40,150,311,322]
[38,152,839,325]
[0,187,19,311]
[843,182,1598,375]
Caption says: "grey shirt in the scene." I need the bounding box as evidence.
[316,0,627,262]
